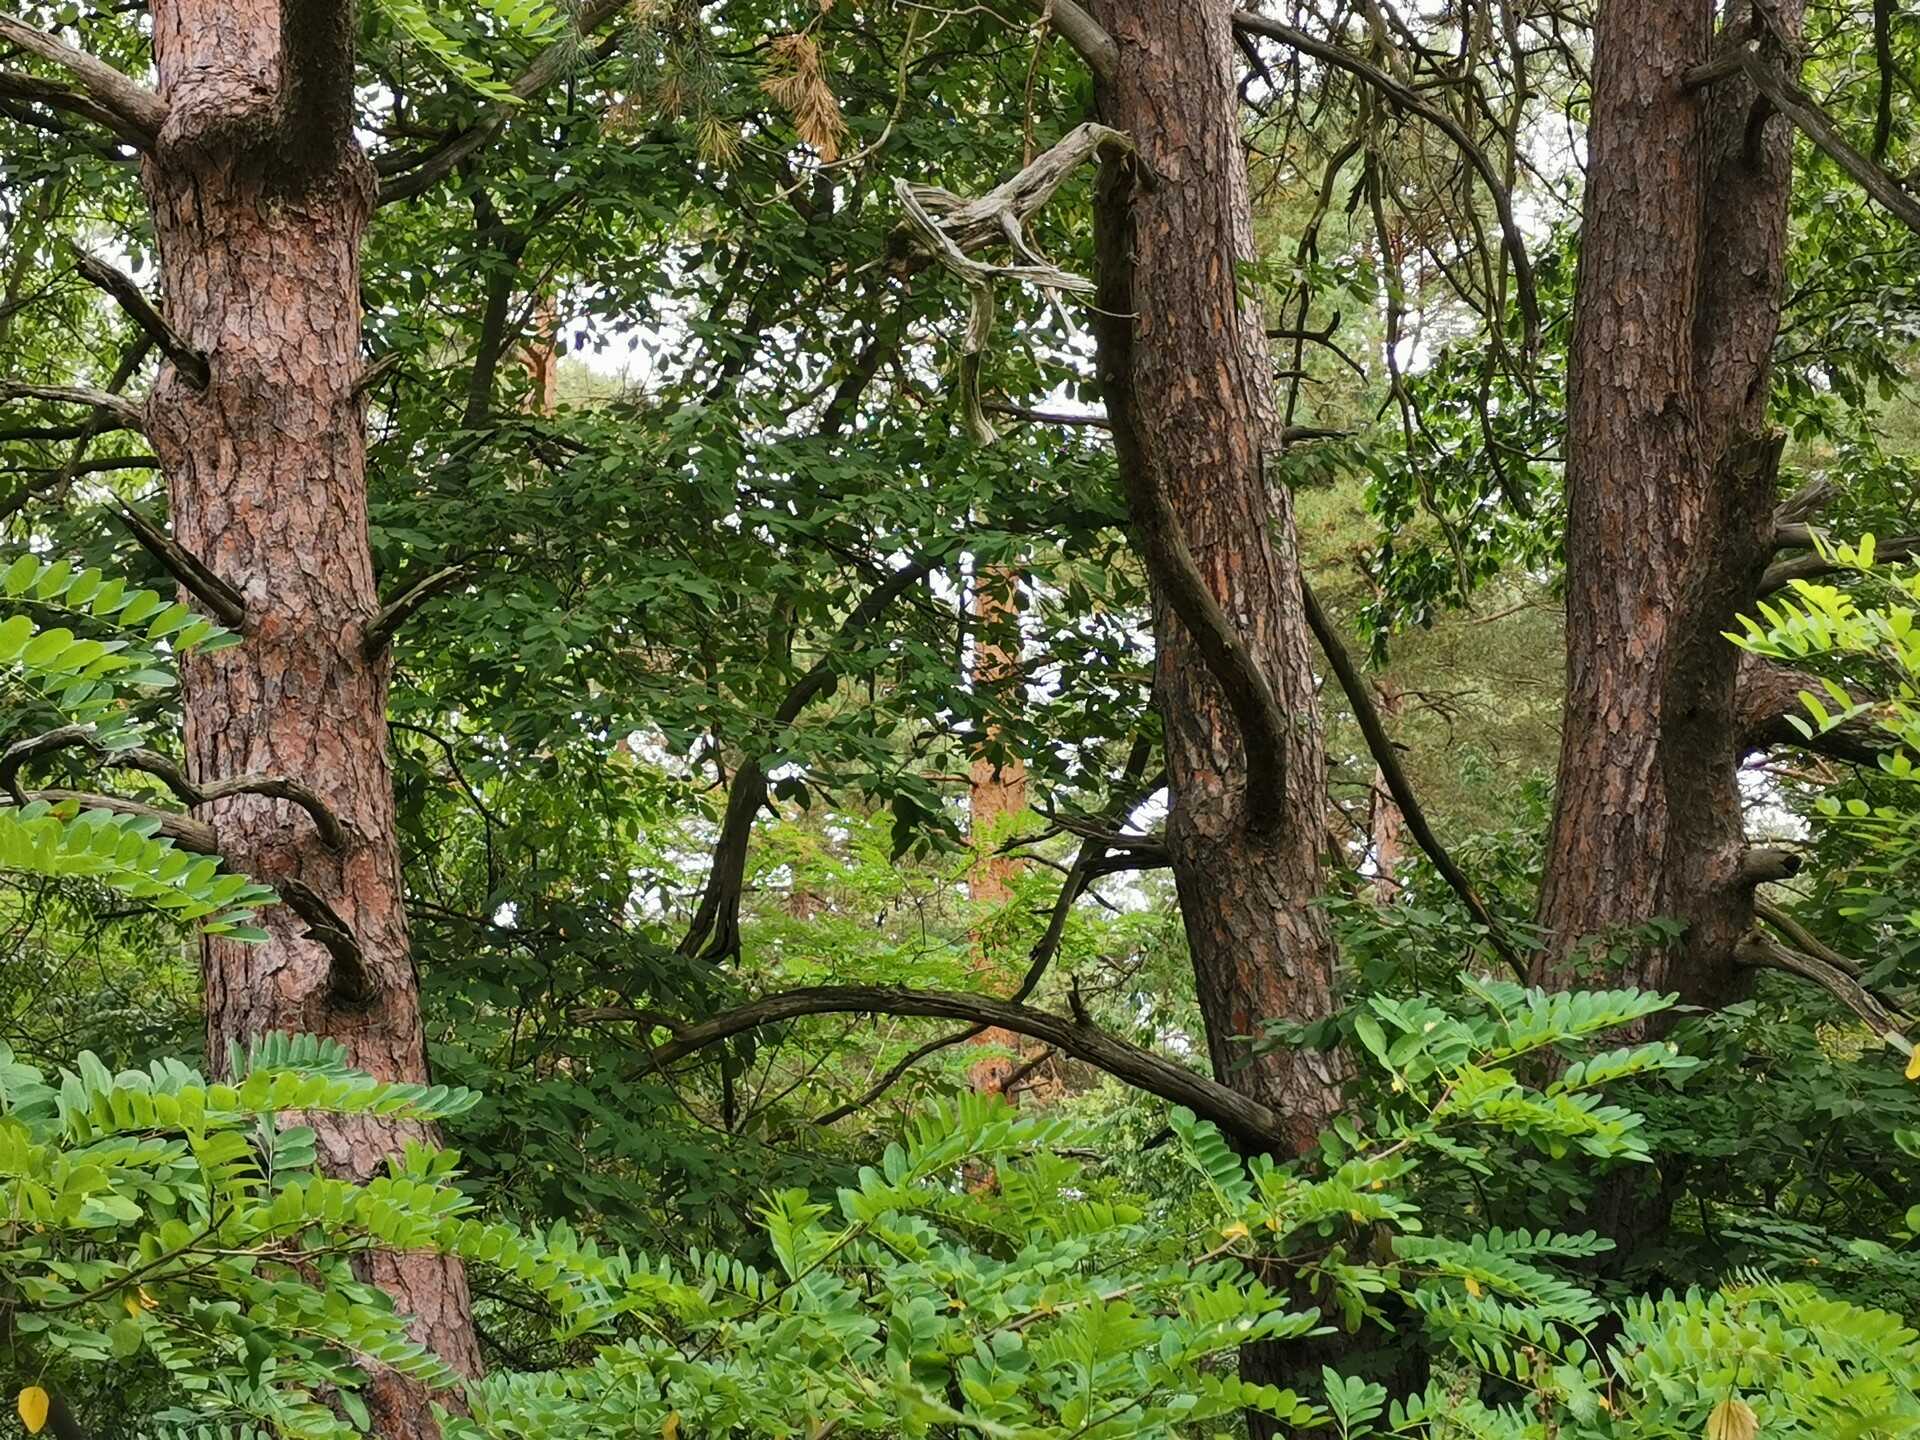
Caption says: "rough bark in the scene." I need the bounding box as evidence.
[140,3,481,1433]
[1535,0,1802,1009]
[1088,0,1342,1160]
[1087,2,1345,1424]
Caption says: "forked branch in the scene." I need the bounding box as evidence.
[0,15,165,147]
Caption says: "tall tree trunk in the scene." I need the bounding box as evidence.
[967,562,1032,1097]
[1534,0,1802,1259]
[140,3,482,1433]
[1537,0,1800,999]
[1088,0,1342,1160]
[1088,1,1344,1423]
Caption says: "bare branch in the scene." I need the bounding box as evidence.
[68,248,208,389]
[1735,653,1892,767]
[1738,846,1804,885]
[17,789,217,853]
[364,564,466,660]
[279,878,372,1003]
[0,67,142,142]
[1017,0,1116,84]
[1300,578,1525,980]
[0,380,144,431]
[0,725,345,850]
[108,500,247,629]
[0,15,165,146]
[1759,534,1920,595]
[1735,927,1914,1063]
[645,984,1293,1153]
[1231,10,1540,352]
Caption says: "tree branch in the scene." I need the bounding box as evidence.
[1018,0,1117,85]
[1734,927,1914,1063]
[1736,655,1892,767]
[1687,42,1920,236]
[108,499,248,630]
[1299,577,1525,980]
[279,878,372,1003]
[646,985,1293,1152]
[0,15,166,146]
[376,0,629,203]
[68,248,208,389]
[0,67,143,143]
[678,553,943,960]
[0,725,345,849]
[15,789,217,853]
[364,564,467,660]
[0,380,144,431]
[1758,535,1920,595]
[1093,154,1293,829]
[1231,10,1540,352]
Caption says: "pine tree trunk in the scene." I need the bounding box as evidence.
[1089,0,1342,1160]
[1534,0,1802,1266]
[1536,0,1801,1005]
[140,3,482,1432]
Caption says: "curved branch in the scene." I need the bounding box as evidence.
[1094,155,1293,829]
[0,380,144,431]
[278,878,371,1003]
[1735,654,1892,767]
[1734,927,1913,1062]
[1688,43,1920,236]
[0,15,165,146]
[364,564,467,660]
[1231,10,1540,352]
[1300,577,1524,979]
[1017,0,1116,85]
[0,726,344,849]
[647,985,1291,1151]
[16,789,217,853]
[1759,535,1920,596]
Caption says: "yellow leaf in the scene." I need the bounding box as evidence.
[662,1412,681,1440]
[1706,1397,1758,1440]
[1906,1043,1920,1081]
[1221,1221,1250,1242]
[124,1294,141,1319]
[17,1388,48,1436]
[1463,1276,1483,1298]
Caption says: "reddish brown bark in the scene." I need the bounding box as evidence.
[140,3,481,1433]
[1088,0,1343,1164]
[1536,0,1802,1011]
[967,563,1032,1096]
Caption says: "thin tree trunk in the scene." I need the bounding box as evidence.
[140,4,481,1433]
[967,562,1031,1097]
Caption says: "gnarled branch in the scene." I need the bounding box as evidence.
[0,380,144,431]
[364,564,466,660]
[1759,535,1920,595]
[279,879,371,1002]
[0,725,345,849]
[1735,927,1914,1063]
[1300,577,1525,980]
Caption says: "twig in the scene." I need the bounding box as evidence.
[364,564,466,659]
